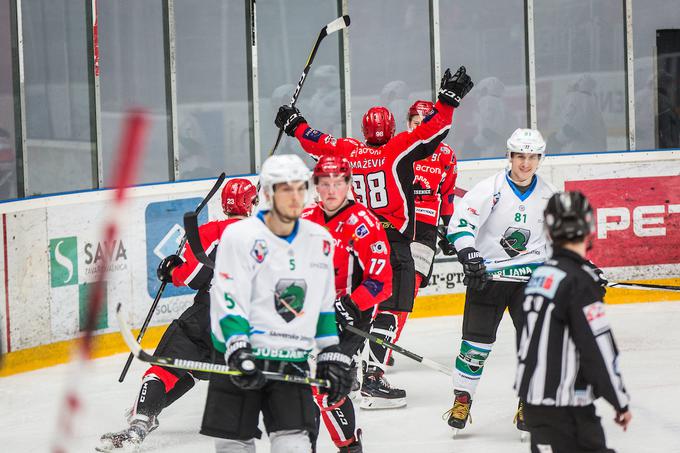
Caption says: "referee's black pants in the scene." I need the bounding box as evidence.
[524,404,616,453]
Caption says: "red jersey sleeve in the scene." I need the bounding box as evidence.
[439,144,457,219]
[293,123,360,160]
[348,212,393,311]
[387,100,455,163]
[172,219,232,290]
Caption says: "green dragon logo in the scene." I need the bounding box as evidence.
[500,227,531,257]
[274,279,307,322]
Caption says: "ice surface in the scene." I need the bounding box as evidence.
[1,302,679,452]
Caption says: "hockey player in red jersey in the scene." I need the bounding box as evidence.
[276,67,473,407]
[381,100,460,369]
[301,156,393,452]
[409,99,458,292]
[97,178,258,452]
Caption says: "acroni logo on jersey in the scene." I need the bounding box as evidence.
[274,279,307,323]
[145,198,207,298]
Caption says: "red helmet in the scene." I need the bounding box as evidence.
[221,178,258,216]
[361,106,395,145]
[313,155,352,183]
[408,100,434,120]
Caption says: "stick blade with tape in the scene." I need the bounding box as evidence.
[324,15,350,36]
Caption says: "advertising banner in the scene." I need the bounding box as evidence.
[565,175,680,267]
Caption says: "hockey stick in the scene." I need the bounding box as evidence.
[487,273,680,292]
[269,15,351,156]
[184,210,215,269]
[118,172,226,382]
[116,303,330,387]
[53,111,149,453]
[344,324,453,376]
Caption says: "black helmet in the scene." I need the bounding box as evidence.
[544,191,595,242]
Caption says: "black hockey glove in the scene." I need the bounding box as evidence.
[586,260,608,288]
[157,254,183,283]
[275,105,307,136]
[334,295,361,330]
[457,247,488,290]
[438,66,474,107]
[227,341,266,390]
[316,344,353,405]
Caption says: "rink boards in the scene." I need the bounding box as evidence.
[1,150,679,376]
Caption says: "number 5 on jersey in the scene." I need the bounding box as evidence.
[352,172,388,209]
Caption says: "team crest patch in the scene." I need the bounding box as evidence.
[500,227,531,257]
[274,279,307,322]
[322,239,331,256]
[355,224,369,239]
[347,214,359,226]
[250,239,268,263]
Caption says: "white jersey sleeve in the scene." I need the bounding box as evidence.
[446,174,497,251]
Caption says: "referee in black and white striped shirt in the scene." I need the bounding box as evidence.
[515,191,631,453]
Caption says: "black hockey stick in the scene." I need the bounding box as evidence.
[184,210,215,270]
[269,15,350,156]
[116,303,330,387]
[118,172,226,383]
[487,273,680,292]
[344,324,453,376]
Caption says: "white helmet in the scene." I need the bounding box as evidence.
[507,128,546,156]
[258,154,312,208]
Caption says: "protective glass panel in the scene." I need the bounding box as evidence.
[22,0,95,195]
[535,0,627,154]
[440,0,528,160]
[0,0,18,199]
[348,0,431,138]
[99,0,170,185]
[175,0,250,178]
[257,0,342,168]
[632,0,680,150]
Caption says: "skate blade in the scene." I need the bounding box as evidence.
[349,389,361,401]
[451,427,460,438]
[95,437,141,452]
[359,396,406,410]
[520,431,529,442]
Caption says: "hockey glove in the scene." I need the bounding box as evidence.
[334,295,362,330]
[157,254,183,283]
[227,341,266,390]
[586,260,608,289]
[438,66,474,107]
[275,105,307,136]
[316,344,353,405]
[438,229,457,256]
[457,247,488,290]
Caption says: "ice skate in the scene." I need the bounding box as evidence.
[123,407,159,433]
[359,367,406,409]
[337,429,363,452]
[444,389,472,437]
[96,418,154,452]
[514,399,529,442]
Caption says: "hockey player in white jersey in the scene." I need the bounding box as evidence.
[443,128,556,434]
[200,154,353,453]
